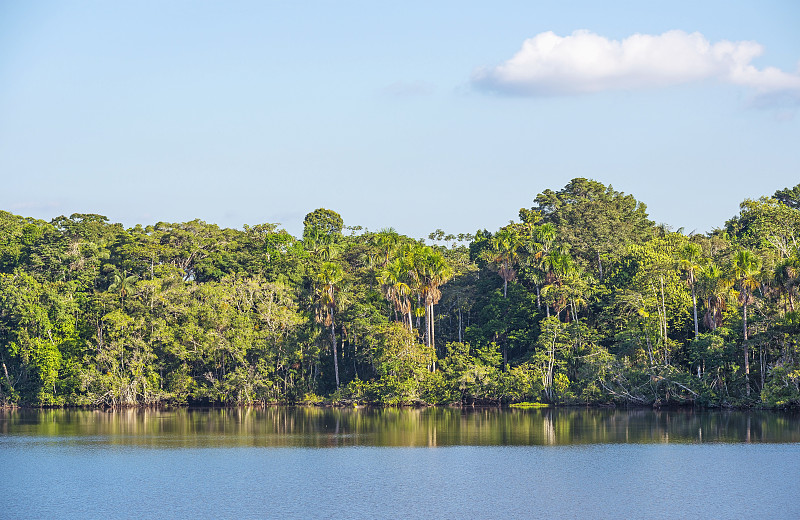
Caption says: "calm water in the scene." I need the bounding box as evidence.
[2,407,799,519]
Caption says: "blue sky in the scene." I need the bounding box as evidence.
[1,1,798,238]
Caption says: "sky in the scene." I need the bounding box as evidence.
[1,1,799,239]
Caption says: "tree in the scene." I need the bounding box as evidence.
[373,228,400,266]
[698,264,733,332]
[726,198,800,259]
[534,317,571,402]
[609,238,691,367]
[531,178,654,280]
[730,249,761,396]
[678,243,704,338]
[108,271,138,306]
[413,246,453,350]
[303,208,344,242]
[372,323,432,404]
[775,249,800,313]
[315,261,344,389]
[774,183,800,210]
[148,220,226,281]
[523,222,559,312]
[378,254,415,333]
[541,250,576,320]
[484,227,522,297]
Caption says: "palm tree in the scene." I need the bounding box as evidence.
[523,223,557,310]
[540,250,587,321]
[378,258,413,331]
[529,223,557,261]
[698,264,733,332]
[398,244,424,333]
[315,261,344,389]
[563,264,594,322]
[485,228,523,297]
[373,228,400,267]
[413,247,453,349]
[730,249,761,397]
[678,243,704,338]
[379,244,454,353]
[541,251,570,319]
[108,271,138,306]
[304,228,342,261]
[775,248,800,313]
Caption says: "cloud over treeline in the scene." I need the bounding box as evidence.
[473,30,800,104]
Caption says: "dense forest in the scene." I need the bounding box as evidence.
[1,178,799,408]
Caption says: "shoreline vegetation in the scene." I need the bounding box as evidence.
[1,178,799,410]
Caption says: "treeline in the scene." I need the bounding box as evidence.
[1,178,799,408]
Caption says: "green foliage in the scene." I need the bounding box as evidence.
[532,178,654,277]
[726,198,800,258]
[0,179,797,408]
[437,342,503,403]
[303,208,344,242]
[762,362,800,408]
[773,183,800,210]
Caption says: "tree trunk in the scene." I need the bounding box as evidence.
[660,277,668,365]
[425,303,431,348]
[691,282,699,338]
[431,303,437,372]
[743,301,750,397]
[503,278,507,298]
[547,339,555,401]
[331,320,339,390]
[430,303,435,350]
[458,306,462,343]
[96,318,104,354]
[597,252,603,281]
[2,362,13,395]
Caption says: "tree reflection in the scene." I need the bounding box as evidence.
[1,408,798,447]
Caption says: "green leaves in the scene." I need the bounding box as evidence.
[1,179,799,407]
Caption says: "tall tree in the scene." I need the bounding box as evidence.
[303,208,344,243]
[678,243,704,338]
[730,249,761,396]
[315,261,344,389]
[413,247,453,350]
[726,198,800,259]
[484,227,522,297]
[373,228,400,267]
[775,249,800,313]
[523,222,558,311]
[378,258,413,332]
[531,178,654,280]
[773,183,800,210]
[698,264,733,332]
[108,271,138,307]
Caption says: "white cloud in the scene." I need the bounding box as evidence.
[473,30,800,102]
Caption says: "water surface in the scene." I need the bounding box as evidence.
[2,406,798,446]
[2,407,798,519]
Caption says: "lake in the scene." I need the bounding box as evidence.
[2,407,799,519]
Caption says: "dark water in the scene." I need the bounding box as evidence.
[1,407,799,519]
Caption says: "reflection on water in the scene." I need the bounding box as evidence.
[1,407,798,447]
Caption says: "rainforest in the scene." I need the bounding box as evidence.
[1,178,799,408]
